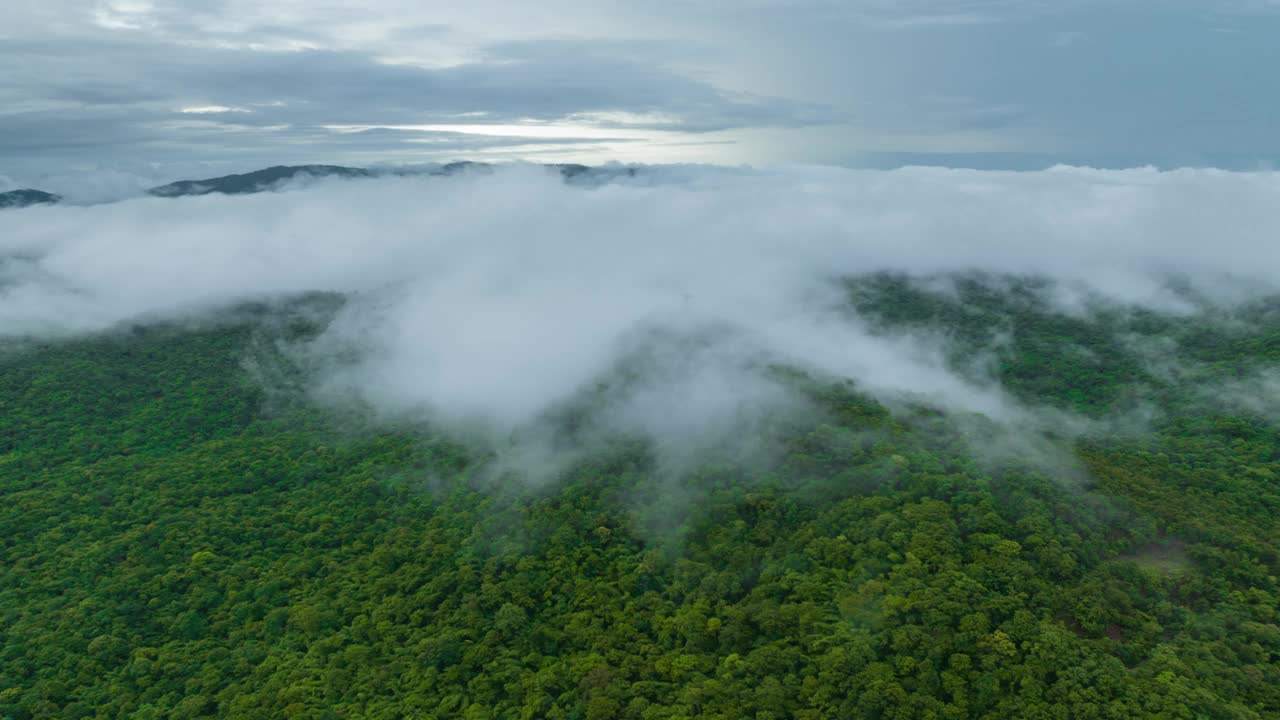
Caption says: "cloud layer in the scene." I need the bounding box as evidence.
[7,1,1280,171]
[4,165,1280,468]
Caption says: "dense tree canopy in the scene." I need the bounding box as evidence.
[1,277,1277,719]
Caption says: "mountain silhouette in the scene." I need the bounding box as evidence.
[0,188,60,209]
[148,165,372,197]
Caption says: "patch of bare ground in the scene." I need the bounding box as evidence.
[1124,537,1189,575]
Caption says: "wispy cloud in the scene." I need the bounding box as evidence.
[5,0,1280,169]
[179,105,251,114]
[3,166,1280,454]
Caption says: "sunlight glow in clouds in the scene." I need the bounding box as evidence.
[179,105,252,114]
[323,123,655,141]
[11,1,1280,169]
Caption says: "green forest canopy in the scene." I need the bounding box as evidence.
[1,275,1277,719]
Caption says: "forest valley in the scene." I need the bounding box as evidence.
[1,273,1278,720]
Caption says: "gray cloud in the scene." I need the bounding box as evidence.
[0,11,837,174]
[6,1,1280,173]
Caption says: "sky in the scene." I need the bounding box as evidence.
[5,0,1280,181]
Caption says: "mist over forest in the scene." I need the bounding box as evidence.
[3,165,1280,718]
[7,165,1280,426]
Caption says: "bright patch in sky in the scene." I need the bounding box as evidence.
[6,1,1280,170]
[325,123,673,141]
[179,105,252,114]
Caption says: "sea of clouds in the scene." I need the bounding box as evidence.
[4,164,1280,462]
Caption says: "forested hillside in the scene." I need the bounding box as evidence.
[1,278,1278,719]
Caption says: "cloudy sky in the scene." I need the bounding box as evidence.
[5,1,1280,179]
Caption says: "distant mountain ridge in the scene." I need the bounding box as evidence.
[0,161,642,209]
[145,161,636,197]
[0,189,61,210]
[147,164,373,197]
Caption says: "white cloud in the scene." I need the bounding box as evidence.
[3,165,1280,465]
[179,104,251,114]
[8,0,1280,168]
[92,0,157,31]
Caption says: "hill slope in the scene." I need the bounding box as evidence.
[147,165,373,197]
[1,282,1277,719]
[145,162,637,198]
[0,188,60,209]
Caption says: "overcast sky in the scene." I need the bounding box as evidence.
[5,1,1280,180]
